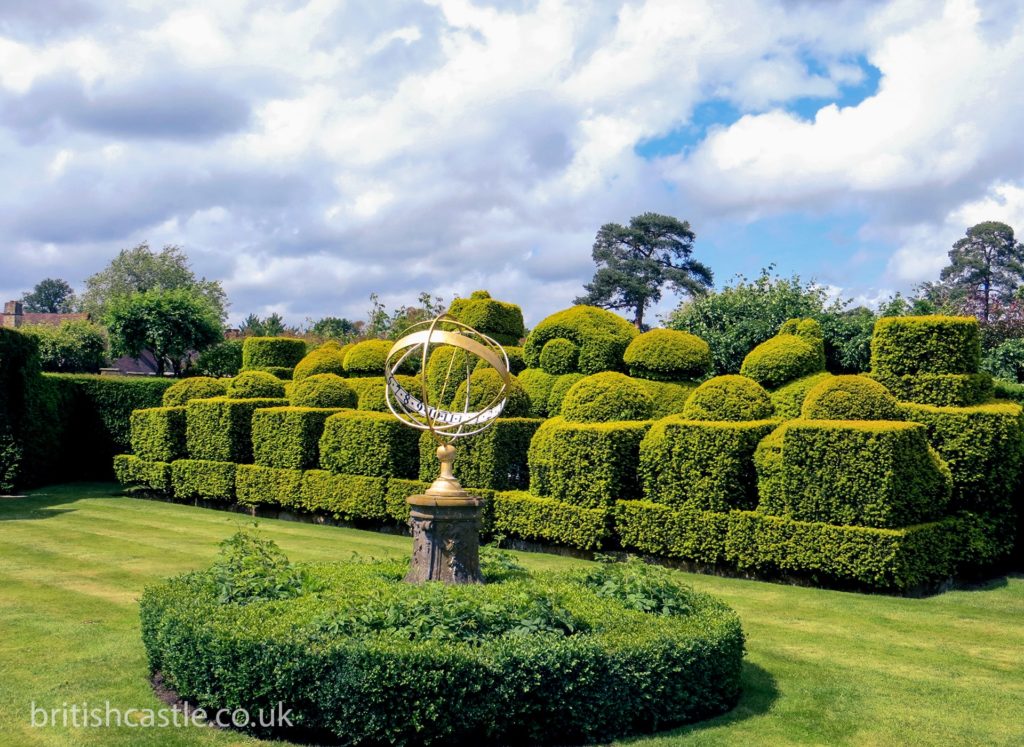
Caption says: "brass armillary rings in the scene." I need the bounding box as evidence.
[384,313,511,444]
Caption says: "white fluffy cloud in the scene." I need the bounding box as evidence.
[1,0,1023,325]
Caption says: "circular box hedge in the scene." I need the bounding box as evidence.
[141,543,744,746]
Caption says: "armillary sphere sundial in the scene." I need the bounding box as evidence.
[385,313,511,584]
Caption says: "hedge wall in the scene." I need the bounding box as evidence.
[252,407,347,470]
[185,397,288,463]
[236,464,304,509]
[130,407,187,463]
[870,315,981,375]
[113,454,172,493]
[241,336,307,370]
[319,410,420,478]
[871,371,993,407]
[492,491,612,550]
[418,418,542,491]
[300,470,389,521]
[170,459,236,502]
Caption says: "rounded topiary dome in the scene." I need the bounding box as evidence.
[294,341,349,382]
[450,368,532,418]
[539,337,580,375]
[623,329,712,382]
[227,370,287,399]
[162,376,228,406]
[801,375,902,421]
[683,375,774,421]
[524,306,638,375]
[740,334,825,389]
[560,371,654,423]
[344,339,394,376]
[291,373,357,409]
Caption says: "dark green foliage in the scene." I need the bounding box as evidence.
[769,372,832,419]
[384,478,431,521]
[344,339,393,376]
[524,306,638,375]
[319,410,420,478]
[140,555,743,745]
[517,368,556,417]
[871,371,993,407]
[113,454,172,493]
[300,470,389,520]
[209,531,313,604]
[424,347,471,404]
[418,418,542,490]
[20,277,77,313]
[251,366,293,380]
[227,370,286,399]
[940,221,1024,322]
[546,373,585,415]
[190,339,243,377]
[170,459,236,502]
[130,406,186,462]
[560,371,654,423]
[983,338,1024,383]
[241,336,307,370]
[539,337,579,374]
[494,345,526,375]
[801,375,902,421]
[20,320,107,373]
[447,290,526,345]
[683,375,773,421]
[528,417,651,507]
[162,376,227,406]
[740,319,826,388]
[294,341,349,381]
[493,492,611,550]
[994,378,1024,404]
[870,316,981,375]
[252,407,346,470]
[185,397,287,463]
[636,379,697,419]
[616,501,960,591]
[623,328,712,381]
[450,368,532,418]
[291,374,357,409]
[236,464,304,508]
[640,417,777,511]
[757,420,951,528]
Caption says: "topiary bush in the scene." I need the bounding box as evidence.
[768,372,832,419]
[636,379,697,419]
[319,410,420,478]
[418,418,542,491]
[524,306,638,375]
[740,319,825,389]
[252,406,348,470]
[170,459,237,502]
[683,375,773,422]
[241,337,307,370]
[344,339,395,377]
[546,373,586,416]
[870,315,981,376]
[162,377,228,406]
[539,338,579,375]
[141,543,744,746]
[113,454,171,493]
[346,374,419,412]
[227,370,287,399]
[447,290,527,346]
[801,375,902,421]
[870,371,993,407]
[294,341,349,382]
[449,368,532,418]
[517,368,556,418]
[185,397,288,463]
[130,406,187,463]
[623,329,712,382]
[290,373,357,409]
[560,372,654,423]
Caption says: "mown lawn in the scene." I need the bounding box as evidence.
[1,484,1022,746]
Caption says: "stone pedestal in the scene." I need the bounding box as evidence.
[404,442,483,584]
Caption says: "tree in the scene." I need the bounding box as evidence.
[310,316,358,341]
[575,212,713,329]
[20,320,107,372]
[238,314,265,337]
[262,313,285,337]
[21,278,77,313]
[82,243,228,321]
[105,289,223,375]
[363,292,445,339]
[940,221,1024,322]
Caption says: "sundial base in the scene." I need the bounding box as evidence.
[405,493,483,584]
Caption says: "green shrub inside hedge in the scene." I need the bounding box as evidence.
[740,324,825,389]
[524,305,638,375]
[293,341,349,382]
[130,406,186,463]
[870,315,981,376]
[241,336,307,370]
[871,371,993,407]
[227,370,286,399]
[769,372,832,420]
[300,470,389,520]
[344,339,395,376]
[345,374,417,412]
[290,373,357,409]
[162,377,227,406]
[418,418,542,491]
[683,375,773,421]
[170,459,236,502]
[546,373,585,416]
[539,337,579,375]
[319,410,420,478]
[517,368,556,417]
[560,372,653,423]
[447,368,532,418]
[185,397,288,463]
[140,540,744,746]
[447,290,526,346]
[623,329,712,382]
[113,454,172,493]
[801,374,902,421]
[252,406,348,470]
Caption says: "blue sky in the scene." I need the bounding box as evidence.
[1,0,1024,327]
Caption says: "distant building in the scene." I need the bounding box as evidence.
[1,300,89,328]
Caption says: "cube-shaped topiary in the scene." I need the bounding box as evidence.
[252,406,349,470]
[130,406,187,462]
[418,417,543,490]
[492,491,611,550]
[319,410,420,478]
[185,397,288,463]
[162,377,227,406]
[623,329,712,382]
[528,417,651,507]
[113,454,171,493]
[801,375,902,421]
[290,374,357,409]
[756,419,952,528]
[227,370,286,399]
[170,459,236,502]
[640,416,777,511]
[560,371,654,423]
[524,305,638,375]
[241,336,307,370]
[447,290,526,346]
[683,375,773,421]
[870,316,981,376]
[293,341,349,382]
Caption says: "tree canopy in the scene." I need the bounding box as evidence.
[20,278,77,313]
[939,221,1024,322]
[575,212,713,329]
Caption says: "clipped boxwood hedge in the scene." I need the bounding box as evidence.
[140,549,744,746]
[293,341,349,382]
[300,470,389,520]
[517,368,556,418]
[170,459,236,502]
[740,333,824,389]
[241,336,307,370]
[801,374,902,421]
[130,406,187,463]
[447,290,526,346]
[560,372,654,423]
[683,375,773,422]
[545,373,586,416]
[162,377,228,406]
[450,368,532,418]
[418,418,542,491]
[871,371,993,407]
[291,373,357,409]
[493,491,612,550]
[524,306,638,375]
[235,464,304,509]
[768,372,832,419]
[227,370,287,399]
[113,454,172,493]
[539,337,580,375]
[252,406,347,470]
[319,410,420,478]
[185,397,288,463]
[344,339,394,376]
[345,374,417,412]
[870,315,981,375]
[623,329,712,382]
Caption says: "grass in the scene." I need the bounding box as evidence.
[0,484,1022,746]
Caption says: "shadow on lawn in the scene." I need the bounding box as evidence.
[621,661,779,744]
[0,485,92,521]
